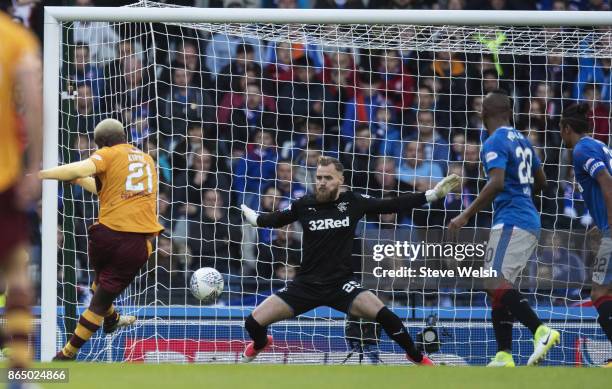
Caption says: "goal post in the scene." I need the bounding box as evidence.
[41,4,612,364]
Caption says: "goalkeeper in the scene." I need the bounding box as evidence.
[241,156,459,365]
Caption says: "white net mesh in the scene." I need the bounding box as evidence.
[52,1,611,365]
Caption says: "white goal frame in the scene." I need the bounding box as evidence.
[41,6,612,362]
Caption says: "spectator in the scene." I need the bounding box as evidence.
[67,83,99,135]
[450,132,466,161]
[187,189,242,275]
[158,190,172,231]
[117,56,153,127]
[294,146,322,192]
[256,186,284,248]
[229,83,277,149]
[371,106,403,159]
[412,110,451,171]
[217,43,264,98]
[69,43,104,108]
[583,84,611,144]
[367,156,413,197]
[278,55,338,133]
[266,41,297,86]
[376,49,416,112]
[173,146,231,212]
[467,95,483,131]
[257,225,301,282]
[340,124,376,191]
[280,119,337,161]
[461,141,482,194]
[274,160,306,210]
[427,51,467,129]
[532,232,586,303]
[341,71,387,139]
[439,162,477,226]
[559,166,592,228]
[573,55,611,103]
[150,235,191,304]
[160,67,215,146]
[205,32,267,80]
[233,130,279,207]
[398,141,444,191]
[72,0,121,64]
[158,40,209,97]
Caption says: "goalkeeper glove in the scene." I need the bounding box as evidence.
[241,204,259,227]
[425,174,460,203]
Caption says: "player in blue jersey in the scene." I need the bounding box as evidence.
[560,103,612,367]
[449,90,560,367]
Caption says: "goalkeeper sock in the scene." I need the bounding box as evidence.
[62,309,103,358]
[491,306,514,352]
[375,307,422,362]
[5,285,32,368]
[594,296,612,344]
[245,314,269,350]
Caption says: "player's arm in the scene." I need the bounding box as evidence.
[448,168,504,234]
[361,174,459,214]
[71,177,98,194]
[595,169,612,235]
[533,167,547,194]
[38,159,97,182]
[241,203,299,228]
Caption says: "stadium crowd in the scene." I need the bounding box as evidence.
[5,0,611,307]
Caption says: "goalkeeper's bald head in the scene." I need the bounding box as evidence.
[94,118,126,148]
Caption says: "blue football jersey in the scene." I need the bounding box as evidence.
[481,127,542,232]
[572,136,612,234]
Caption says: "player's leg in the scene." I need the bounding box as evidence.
[485,226,559,366]
[1,245,34,370]
[242,295,295,362]
[55,227,150,360]
[348,290,433,365]
[591,236,612,366]
[243,281,316,362]
[90,281,136,334]
[55,284,119,360]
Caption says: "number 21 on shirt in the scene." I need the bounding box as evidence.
[126,161,153,193]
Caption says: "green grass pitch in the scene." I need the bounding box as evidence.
[32,363,610,389]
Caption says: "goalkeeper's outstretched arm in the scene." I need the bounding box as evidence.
[362,174,460,214]
[241,204,299,228]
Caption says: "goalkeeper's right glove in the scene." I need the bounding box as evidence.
[241,204,259,227]
[425,174,460,203]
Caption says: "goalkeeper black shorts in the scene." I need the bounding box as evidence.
[275,278,368,316]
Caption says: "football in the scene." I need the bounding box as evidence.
[189,267,224,303]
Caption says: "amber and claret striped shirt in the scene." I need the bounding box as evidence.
[90,144,163,234]
[0,12,39,193]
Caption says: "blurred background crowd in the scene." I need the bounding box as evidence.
[4,0,610,308]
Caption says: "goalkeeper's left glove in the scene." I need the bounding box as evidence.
[425,174,460,203]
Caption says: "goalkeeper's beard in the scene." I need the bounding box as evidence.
[315,186,338,203]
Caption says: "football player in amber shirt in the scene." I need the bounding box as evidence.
[0,11,42,374]
[40,118,163,360]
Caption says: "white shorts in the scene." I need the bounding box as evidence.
[484,225,538,284]
[593,236,612,286]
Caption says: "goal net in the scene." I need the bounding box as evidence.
[48,1,612,365]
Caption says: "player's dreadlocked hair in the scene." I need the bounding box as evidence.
[317,156,344,174]
[560,103,590,134]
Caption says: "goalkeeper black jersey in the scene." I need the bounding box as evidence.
[257,190,426,284]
